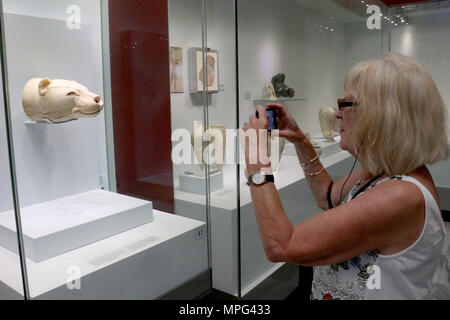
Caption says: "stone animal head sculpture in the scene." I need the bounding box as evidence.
[271,73,295,98]
[22,78,104,123]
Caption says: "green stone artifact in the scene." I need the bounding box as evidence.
[271,73,295,98]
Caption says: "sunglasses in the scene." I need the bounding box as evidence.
[337,98,359,110]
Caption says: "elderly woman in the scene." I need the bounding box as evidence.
[243,53,448,300]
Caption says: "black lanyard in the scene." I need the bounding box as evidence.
[351,173,383,200]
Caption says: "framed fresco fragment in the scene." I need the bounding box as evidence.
[189,48,219,93]
[169,46,184,93]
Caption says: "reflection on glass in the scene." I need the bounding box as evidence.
[235,0,450,300]
[237,0,384,298]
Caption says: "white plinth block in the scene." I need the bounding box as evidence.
[179,172,223,194]
[0,190,153,262]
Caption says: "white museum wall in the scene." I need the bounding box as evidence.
[237,0,352,137]
[343,21,386,75]
[391,11,450,119]
[390,9,450,208]
[0,0,108,208]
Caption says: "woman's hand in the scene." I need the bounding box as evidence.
[242,105,272,175]
[266,103,308,144]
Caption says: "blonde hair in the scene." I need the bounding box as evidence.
[344,52,449,176]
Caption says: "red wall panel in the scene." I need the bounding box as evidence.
[108,0,174,213]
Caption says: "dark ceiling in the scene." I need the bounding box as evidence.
[380,0,435,6]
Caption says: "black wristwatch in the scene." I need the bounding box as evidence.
[247,171,275,186]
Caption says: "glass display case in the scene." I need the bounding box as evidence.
[0,46,25,300]
[0,0,448,300]
[0,0,209,300]
[235,0,387,298]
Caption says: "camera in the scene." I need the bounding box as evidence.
[256,107,278,131]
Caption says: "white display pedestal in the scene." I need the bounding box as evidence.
[179,171,223,194]
[0,210,207,299]
[0,190,153,262]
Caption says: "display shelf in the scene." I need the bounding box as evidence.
[24,119,78,125]
[0,190,153,262]
[253,97,307,104]
[0,210,207,299]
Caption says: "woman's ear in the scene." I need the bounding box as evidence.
[39,78,52,96]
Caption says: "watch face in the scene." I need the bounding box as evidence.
[252,172,265,185]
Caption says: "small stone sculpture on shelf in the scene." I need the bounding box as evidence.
[265,83,277,101]
[305,132,323,158]
[190,123,226,174]
[22,77,104,123]
[319,107,339,141]
[271,73,295,98]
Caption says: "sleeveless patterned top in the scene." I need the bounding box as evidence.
[311,175,446,300]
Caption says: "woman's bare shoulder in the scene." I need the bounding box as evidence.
[405,165,440,208]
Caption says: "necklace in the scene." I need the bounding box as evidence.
[350,173,383,200]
